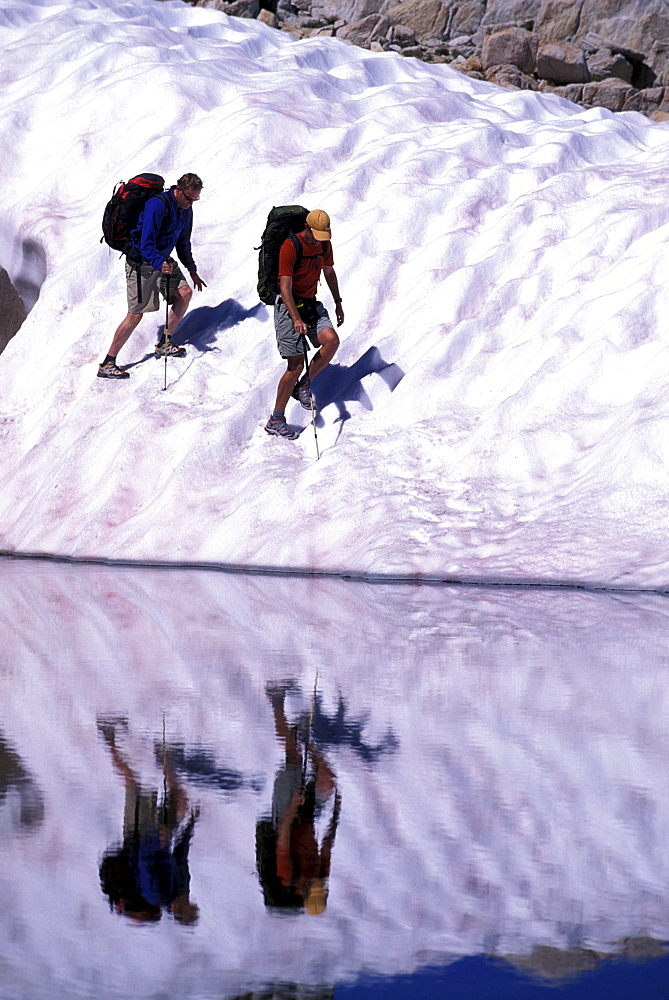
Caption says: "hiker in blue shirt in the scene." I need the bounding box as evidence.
[97,718,200,924]
[98,172,207,379]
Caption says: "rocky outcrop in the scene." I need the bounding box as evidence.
[199,0,260,15]
[537,41,589,84]
[386,1,449,41]
[189,0,669,119]
[0,266,26,356]
[486,61,539,89]
[582,76,634,111]
[481,26,538,73]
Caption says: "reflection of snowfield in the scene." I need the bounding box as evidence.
[1,558,669,998]
[2,0,669,584]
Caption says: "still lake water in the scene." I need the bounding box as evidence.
[1,556,669,999]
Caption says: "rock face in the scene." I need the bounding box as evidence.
[199,0,260,15]
[386,0,449,41]
[187,0,669,119]
[582,76,634,111]
[587,47,633,83]
[537,41,589,83]
[0,267,26,356]
[481,26,538,73]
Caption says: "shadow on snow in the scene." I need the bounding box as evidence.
[172,298,266,352]
[310,345,404,432]
[123,298,266,369]
[120,303,404,442]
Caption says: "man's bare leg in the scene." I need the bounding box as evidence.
[273,355,304,413]
[105,312,143,360]
[163,285,193,339]
[302,327,339,382]
[273,328,339,412]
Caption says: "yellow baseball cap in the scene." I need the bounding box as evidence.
[306,209,331,241]
[305,878,328,915]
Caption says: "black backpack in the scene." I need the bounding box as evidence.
[101,173,165,257]
[257,205,309,305]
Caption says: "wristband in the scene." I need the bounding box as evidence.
[334,298,342,303]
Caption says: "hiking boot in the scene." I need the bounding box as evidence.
[265,415,298,440]
[97,361,130,379]
[291,378,312,410]
[155,340,186,358]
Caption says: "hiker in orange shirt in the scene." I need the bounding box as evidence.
[256,682,341,914]
[265,209,344,439]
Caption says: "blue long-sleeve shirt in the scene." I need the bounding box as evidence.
[130,187,196,273]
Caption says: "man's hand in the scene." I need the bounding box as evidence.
[335,302,344,327]
[279,276,305,334]
[190,270,207,292]
[161,261,174,274]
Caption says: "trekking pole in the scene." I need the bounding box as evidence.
[162,712,168,809]
[302,670,319,784]
[301,336,320,460]
[163,273,170,391]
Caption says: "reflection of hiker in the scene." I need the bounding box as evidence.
[98,172,207,379]
[97,719,199,924]
[0,730,45,831]
[257,683,340,914]
[265,210,344,439]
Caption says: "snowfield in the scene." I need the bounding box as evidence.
[2,0,669,586]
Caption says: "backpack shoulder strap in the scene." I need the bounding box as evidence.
[289,232,303,269]
[155,191,170,214]
[143,189,169,212]
[294,235,328,260]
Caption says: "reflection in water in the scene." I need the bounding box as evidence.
[233,989,334,1000]
[311,693,399,764]
[0,730,44,831]
[152,740,264,793]
[257,682,341,914]
[2,558,669,998]
[504,936,669,982]
[97,718,199,924]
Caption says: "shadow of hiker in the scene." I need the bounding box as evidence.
[310,693,399,764]
[152,741,264,794]
[172,299,266,352]
[120,298,267,371]
[309,346,404,432]
[121,351,160,371]
[0,730,45,832]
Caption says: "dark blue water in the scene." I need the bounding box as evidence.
[341,951,669,1000]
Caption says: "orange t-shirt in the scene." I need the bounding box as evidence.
[278,233,334,299]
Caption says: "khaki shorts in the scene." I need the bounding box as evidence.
[274,298,333,358]
[125,259,188,314]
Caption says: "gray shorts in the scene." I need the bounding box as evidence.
[274,298,334,358]
[271,762,303,830]
[125,259,188,314]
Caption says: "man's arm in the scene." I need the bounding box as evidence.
[279,275,307,336]
[323,266,344,327]
[174,212,196,273]
[175,213,207,291]
[139,197,170,272]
